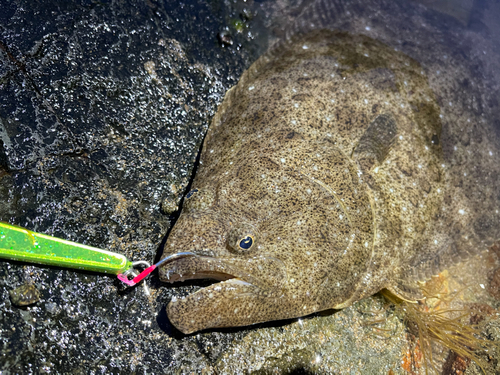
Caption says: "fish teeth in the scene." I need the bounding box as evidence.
[224,278,253,286]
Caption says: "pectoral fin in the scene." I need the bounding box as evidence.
[352,113,398,172]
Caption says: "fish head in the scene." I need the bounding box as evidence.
[160,144,374,334]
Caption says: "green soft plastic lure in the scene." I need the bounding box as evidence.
[0,221,195,286]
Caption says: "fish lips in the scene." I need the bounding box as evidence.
[159,254,287,292]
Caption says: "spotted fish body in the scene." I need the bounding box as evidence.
[160,0,500,334]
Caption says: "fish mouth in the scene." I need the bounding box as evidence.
[159,253,287,292]
[160,252,288,334]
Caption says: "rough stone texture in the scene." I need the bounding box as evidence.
[0,0,268,372]
[0,0,499,374]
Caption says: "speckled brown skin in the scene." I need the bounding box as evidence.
[160,1,500,334]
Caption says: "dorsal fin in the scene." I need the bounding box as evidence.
[352,113,398,172]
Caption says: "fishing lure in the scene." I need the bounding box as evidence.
[0,221,194,286]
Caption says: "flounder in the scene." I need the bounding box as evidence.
[159,0,500,334]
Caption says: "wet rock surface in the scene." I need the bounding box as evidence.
[1,0,500,374]
[0,0,269,372]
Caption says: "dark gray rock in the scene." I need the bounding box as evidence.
[0,0,271,372]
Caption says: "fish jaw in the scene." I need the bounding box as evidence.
[167,278,271,334]
[160,255,289,333]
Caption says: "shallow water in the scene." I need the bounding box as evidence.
[0,0,499,373]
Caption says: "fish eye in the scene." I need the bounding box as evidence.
[186,188,198,199]
[227,224,258,253]
[238,236,253,250]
